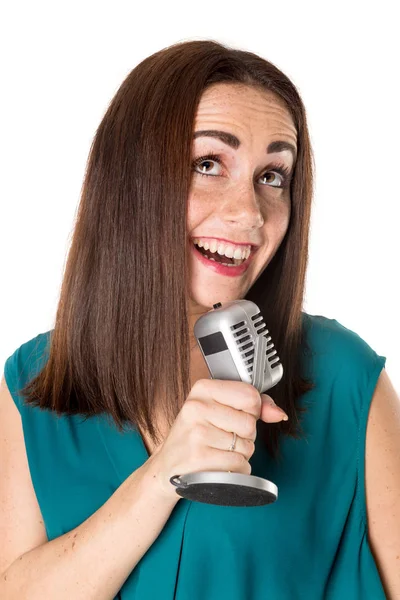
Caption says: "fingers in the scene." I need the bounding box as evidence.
[192,379,288,423]
[188,399,258,441]
[203,423,256,461]
[192,378,262,419]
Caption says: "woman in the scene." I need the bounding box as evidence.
[1,40,399,599]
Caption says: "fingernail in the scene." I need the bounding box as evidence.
[262,395,289,421]
[274,406,289,421]
[275,405,289,421]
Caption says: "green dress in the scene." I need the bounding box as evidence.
[3,312,388,599]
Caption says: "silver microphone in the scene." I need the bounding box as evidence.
[169,299,284,507]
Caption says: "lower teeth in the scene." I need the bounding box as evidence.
[208,257,244,267]
[194,245,246,266]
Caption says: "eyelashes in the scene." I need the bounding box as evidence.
[191,152,293,189]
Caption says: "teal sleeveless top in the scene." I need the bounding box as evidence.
[3,312,387,599]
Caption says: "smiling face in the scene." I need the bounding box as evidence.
[187,83,298,334]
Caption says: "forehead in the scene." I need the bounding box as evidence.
[194,83,297,142]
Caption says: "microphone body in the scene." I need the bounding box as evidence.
[169,300,283,507]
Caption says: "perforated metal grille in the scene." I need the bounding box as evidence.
[230,312,281,375]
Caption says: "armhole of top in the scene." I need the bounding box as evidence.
[3,332,50,416]
[3,352,23,415]
[356,352,387,528]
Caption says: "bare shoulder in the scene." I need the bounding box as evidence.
[0,374,48,576]
[365,368,400,599]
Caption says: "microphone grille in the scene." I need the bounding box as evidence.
[230,311,281,376]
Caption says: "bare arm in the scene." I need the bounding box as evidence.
[365,369,400,599]
[0,375,179,600]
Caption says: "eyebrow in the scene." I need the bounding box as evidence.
[193,129,297,162]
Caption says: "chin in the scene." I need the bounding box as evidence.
[188,293,217,310]
[188,288,244,309]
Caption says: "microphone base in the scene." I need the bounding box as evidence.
[169,471,278,507]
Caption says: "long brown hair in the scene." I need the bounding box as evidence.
[20,39,316,462]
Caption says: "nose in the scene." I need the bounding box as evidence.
[220,184,265,229]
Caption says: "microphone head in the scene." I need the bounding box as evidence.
[193,300,283,394]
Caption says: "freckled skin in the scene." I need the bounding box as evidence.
[187,83,297,348]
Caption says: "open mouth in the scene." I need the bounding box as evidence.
[192,242,249,266]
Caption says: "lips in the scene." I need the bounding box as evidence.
[191,241,256,277]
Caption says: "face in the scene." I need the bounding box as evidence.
[187,83,298,337]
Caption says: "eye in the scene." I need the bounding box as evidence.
[191,153,292,189]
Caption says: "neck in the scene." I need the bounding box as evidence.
[187,305,209,351]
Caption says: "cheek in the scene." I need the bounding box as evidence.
[256,209,290,267]
[263,202,290,238]
[269,201,291,240]
[186,192,212,230]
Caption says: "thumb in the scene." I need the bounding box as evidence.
[260,394,289,422]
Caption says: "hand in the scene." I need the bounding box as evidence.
[144,379,288,502]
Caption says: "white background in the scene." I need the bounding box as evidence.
[1,1,399,393]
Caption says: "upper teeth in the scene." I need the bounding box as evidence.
[192,238,251,260]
